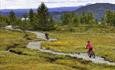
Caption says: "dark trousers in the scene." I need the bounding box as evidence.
[88,48,95,58]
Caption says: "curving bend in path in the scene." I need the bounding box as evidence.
[27,31,115,66]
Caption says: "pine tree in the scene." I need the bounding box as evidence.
[61,12,79,26]
[0,14,7,27]
[29,9,34,22]
[37,2,54,31]
[79,12,95,25]
[8,10,17,25]
[104,10,115,26]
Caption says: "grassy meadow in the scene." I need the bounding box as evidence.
[42,26,115,62]
[0,27,115,70]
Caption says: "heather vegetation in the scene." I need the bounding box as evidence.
[0,2,115,70]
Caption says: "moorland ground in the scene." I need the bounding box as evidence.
[0,27,115,70]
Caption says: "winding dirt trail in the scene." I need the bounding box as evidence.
[5,26,115,65]
[27,31,115,66]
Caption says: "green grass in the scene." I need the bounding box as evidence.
[0,28,115,70]
[0,50,115,70]
[0,28,37,51]
[55,25,115,33]
[42,29,115,62]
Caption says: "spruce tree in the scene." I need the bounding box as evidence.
[37,2,54,31]
[61,13,79,26]
[79,12,95,25]
[104,10,115,26]
[8,10,17,25]
[29,9,34,22]
[0,14,8,27]
[28,9,36,29]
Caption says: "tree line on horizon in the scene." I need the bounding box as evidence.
[0,2,115,31]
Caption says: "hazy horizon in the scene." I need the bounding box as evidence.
[0,0,115,9]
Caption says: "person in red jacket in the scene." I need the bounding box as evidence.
[86,41,95,58]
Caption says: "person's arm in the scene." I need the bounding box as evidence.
[86,44,88,49]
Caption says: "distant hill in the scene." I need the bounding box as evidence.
[0,9,30,17]
[0,6,81,17]
[50,3,115,21]
[74,3,115,20]
[0,3,115,20]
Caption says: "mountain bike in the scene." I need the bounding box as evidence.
[88,49,95,58]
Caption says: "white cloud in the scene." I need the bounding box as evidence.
[0,0,41,9]
[0,0,115,9]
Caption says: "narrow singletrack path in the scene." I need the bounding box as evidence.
[5,26,115,65]
[27,31,115,66]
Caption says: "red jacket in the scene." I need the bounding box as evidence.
[86,43,93,49]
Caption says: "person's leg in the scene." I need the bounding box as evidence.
[88,49,91,58]
[92,51,95,58]
[47,36,49,40]
[89,48,93,58]
[45,35,49,40]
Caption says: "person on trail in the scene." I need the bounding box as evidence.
[45,33,49,40]
[86,41,95,58]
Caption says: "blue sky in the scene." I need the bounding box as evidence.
[0,0,115,9]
